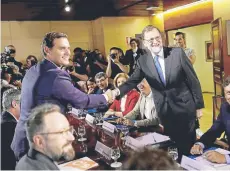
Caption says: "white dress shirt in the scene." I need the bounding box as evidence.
[151,48,166,81]
[120,95,127,112]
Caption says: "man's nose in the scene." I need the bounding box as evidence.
[67,132,75,141]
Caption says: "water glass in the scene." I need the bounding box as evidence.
[96,112,103,126]
[120,125,129,140]
[78,125,86,141]
[168,147,178,161]
[110,146,122,168]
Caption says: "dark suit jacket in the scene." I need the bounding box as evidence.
[124,48,143,75]
[11,59,107,160]
[16,148,59,170]
[198,102,230,148]
[1,111,17,170]
[119,47,204,130]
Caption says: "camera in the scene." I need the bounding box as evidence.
[1,47,15,64]
[110,53,117,60]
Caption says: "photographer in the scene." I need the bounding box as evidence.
[69,47,88,83]
[5,45,23,72]
[9,64,23,89]
[85,50,107,77]
[106,47,129,80]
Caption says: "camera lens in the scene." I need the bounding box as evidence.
[110,53,116,59]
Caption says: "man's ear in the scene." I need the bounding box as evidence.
[44,46,50,55]
[11,100,17,108]
[33,135,45,149]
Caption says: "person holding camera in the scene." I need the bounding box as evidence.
[5,45,23,72]
[106,47,129,80]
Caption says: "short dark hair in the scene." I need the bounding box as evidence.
[110,47,120,52]
[175,32,185,39]
[223,76,230,88]
[73,47,83,54]
[26,55,38,63]
[26,104,61,144]
[130,38,139,46]
[87,77,95,83]
[141,25,161,40]
[7,45,15,49]
[41,32,67,56]
[122,148,179,170]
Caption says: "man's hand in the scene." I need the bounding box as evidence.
[104,111,115,118]
[196,109,203,119]
[123,119,134,126]
[103,89,113,104]
[204,151,227,164]
[190,144,203,155]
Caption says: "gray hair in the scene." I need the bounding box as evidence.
[141,25,162,40]
[95,72,107,80]
[26,104,61,144]
[2,88,21,111]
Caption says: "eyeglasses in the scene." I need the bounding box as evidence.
[144,36,161,43]
[39,125,76,137]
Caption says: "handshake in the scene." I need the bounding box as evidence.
[103,88,120,104]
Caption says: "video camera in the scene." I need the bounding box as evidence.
[1,47,15,64]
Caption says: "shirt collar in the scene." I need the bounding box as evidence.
[150,47,164,59]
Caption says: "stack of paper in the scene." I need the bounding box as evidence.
[59,157,99,170]
[135,132,170,145]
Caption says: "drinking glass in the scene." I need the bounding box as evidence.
[120,125,129,140]
[96,112,103,126]
[78,125,87,141]
[110,146,122,168]
[79,142,88,154]
[168,147,178,161]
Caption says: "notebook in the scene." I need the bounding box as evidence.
[59,157,99,170]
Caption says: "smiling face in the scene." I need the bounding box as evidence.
[45,38,71,67]
[174,34,185,48]
[143,29,163,55]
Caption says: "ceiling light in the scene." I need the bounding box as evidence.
[65,0,69,3]
[152,13,156,16]
[146,6,160,10]
[65,5,71,12]
[163,0,211,14]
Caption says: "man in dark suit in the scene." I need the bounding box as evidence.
[190,76,230,164]
[124,38,143,75]
[95,72,114,94]
[112,25,204,159]
[1,88,21,170]
[16,104,75,170]
[11,32,113,161]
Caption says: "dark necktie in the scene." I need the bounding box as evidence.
[153,55,166,86]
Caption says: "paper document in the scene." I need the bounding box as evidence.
[135,132,170,145]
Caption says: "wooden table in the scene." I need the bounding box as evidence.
[66,113,174,170]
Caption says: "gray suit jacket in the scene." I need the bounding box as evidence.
[124,92,159,127]
[119,47,204,129]
[16,148,59,170]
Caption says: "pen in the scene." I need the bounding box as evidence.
[152,135,157,143]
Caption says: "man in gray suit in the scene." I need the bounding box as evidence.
[112,25,204,159]
[11,32,113,160]
[16,104,75,170]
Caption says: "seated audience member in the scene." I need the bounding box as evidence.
[124,38,143,76]
[190,76,230,164]
[16,104,75,170]
[1,89,21,170]
[118,79,160,127]
[122,148,179,170]
[104,73,139,117]
[106,47,129,80]
[86,77,98,94]
[95,72,114,94]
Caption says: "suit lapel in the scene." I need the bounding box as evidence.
[164,47,173,86]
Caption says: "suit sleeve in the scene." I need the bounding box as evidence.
[180,48,204,109]
[119,61,144,97]
[198,104,225,147]
[52,73,107,109]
